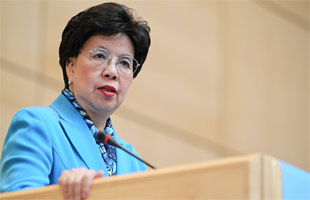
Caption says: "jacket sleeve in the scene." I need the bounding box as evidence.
[0,108,53,192]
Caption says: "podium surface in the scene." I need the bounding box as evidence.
[1,154,309,199]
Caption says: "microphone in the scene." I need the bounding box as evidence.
[97,130,156,169]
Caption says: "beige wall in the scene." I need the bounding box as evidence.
[1,0,309,171]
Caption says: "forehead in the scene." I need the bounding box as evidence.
[82,33,134,56]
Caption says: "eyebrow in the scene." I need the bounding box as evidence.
[95,45,108,50]
[93,46,134,58]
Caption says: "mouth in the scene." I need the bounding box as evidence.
[98,85,117,98]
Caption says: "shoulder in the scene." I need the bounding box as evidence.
[6,105,62,145]
[15,106,58,117]
[1,106,56,192]
[113,134,136,153]
[11,106,59,126]
[7,106,59,141]
[113,135,147,173]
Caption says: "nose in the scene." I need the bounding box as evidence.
[102,58,118,80]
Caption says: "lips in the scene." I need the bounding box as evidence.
[98,85,117,98]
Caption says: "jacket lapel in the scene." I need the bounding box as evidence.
[50,94,108,175]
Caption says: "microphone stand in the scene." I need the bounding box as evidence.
[97,130,156,169]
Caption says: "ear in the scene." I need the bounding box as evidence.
[66,57,76,84]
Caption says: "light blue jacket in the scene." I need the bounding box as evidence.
[0,94,146,192]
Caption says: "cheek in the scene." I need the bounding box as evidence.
[74,64,98,85]
[119,78,133,96]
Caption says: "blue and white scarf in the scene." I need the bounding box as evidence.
[62,89,117,176]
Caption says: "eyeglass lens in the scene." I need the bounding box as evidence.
[90,48,137,75]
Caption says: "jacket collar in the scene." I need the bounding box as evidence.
[50,94,108,175]
[50,94,83,125]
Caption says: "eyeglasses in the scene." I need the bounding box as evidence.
[80,48,140,76]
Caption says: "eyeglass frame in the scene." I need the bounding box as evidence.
[80,47,140,76]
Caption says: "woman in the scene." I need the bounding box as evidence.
[0,2,151,199]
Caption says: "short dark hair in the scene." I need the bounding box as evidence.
[59,2,151,88]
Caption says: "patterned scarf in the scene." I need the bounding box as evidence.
[62,89,117,176]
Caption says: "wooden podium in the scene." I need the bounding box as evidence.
[0,154,284,199]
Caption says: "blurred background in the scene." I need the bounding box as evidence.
[1,0,309,171]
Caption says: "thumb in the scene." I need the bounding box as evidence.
[94,170,104,178]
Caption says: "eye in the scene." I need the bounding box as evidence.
[118,58,132,69]
[119,60,130,68]
[92,52,108,60]
[90,49,110,62]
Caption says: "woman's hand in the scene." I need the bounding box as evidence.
[58,167,104,200]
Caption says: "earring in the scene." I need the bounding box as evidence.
[68,80,71,85]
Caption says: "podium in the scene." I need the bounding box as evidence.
[1,154,309,199]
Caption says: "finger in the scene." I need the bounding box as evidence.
[80,170,95,199]
[72,169,85,200]
[81,170,104,199]
[58,170,70,200]
[66,171,75,200]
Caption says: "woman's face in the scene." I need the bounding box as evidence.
[66,33,134,119]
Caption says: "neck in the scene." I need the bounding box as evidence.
[88,112,109,131]
[66,87,110,131]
